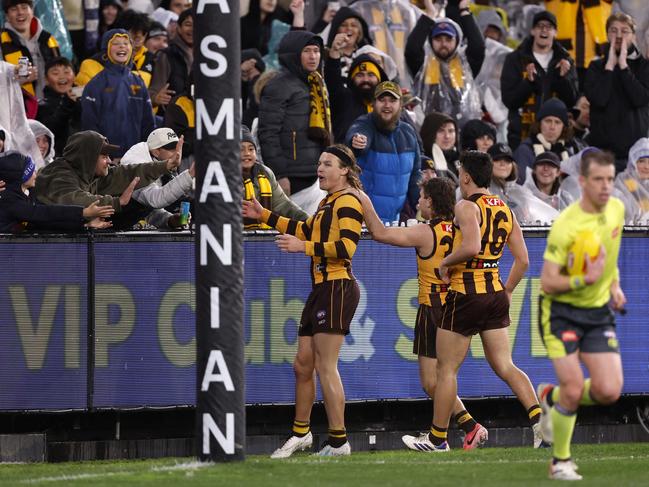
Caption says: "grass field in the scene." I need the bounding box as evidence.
[1,443,648,486]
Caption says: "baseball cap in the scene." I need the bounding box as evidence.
[100,140,121,155]
[374,80,401,100]
[432,21,458,39]
[488,143,515,162]
[147,128,180,151]
[532,11,557,29]
[533,151,561,168]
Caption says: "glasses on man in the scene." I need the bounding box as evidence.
[534,22,555,31]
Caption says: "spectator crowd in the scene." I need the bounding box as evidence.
[2,0,649,233]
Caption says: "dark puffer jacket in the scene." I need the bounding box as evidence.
[257,31,328,184]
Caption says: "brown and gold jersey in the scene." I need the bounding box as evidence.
[450,193,513,295]
[261,190,364,285]
[417,218,454,307]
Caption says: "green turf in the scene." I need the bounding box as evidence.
[1,443,648,486]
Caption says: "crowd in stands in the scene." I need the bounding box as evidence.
[2,0,649,234]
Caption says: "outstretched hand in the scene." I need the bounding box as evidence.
[83,200,115,219]
[242,197,264,219]
[86,217,112,229]
[119,177,140,207]
[276,234,306,253]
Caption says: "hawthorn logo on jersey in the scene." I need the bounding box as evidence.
[561,330,579,342]
[441,223,453,233]
[484,197,504,207]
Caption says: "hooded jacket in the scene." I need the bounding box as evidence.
[322,7,373,79]
[419,111,460,178]
[27,119,55,164]
[80,29,155,157]
[406,15,484,124]
[501,36,578,149]
[35,130,169,211]
[0,151,84,233]
[325,54,388,143]
[585,43,649,166]
[614,137,649,223]
[258,31,328,182]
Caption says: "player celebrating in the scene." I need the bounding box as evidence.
[537,149,626,481]
[356,177,488,451]
[430,151,543,451]
[242,145,364,457]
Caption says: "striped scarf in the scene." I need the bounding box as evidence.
[307,71,332,145]
[243,170,273,229]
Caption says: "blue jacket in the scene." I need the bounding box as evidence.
[81,29,155,156]
[346,114,421,222]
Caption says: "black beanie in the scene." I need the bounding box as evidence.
[537,98,569,126]
[3,0,33,12]
[241,48,266,74]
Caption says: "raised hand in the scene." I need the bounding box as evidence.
[82,200,115,219]
[166,136,184,171]
[555,58,570,77]
[605,42,618,71]
[242,197,264,219]
[525,63,537,82]
[351,133,367,150]
[119,177,140,207]
[618,37,628,69]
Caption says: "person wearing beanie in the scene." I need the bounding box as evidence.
[145,21,169,56]
[585,12,649,173]
[241,48,266,128]
[80,29,155,158]
[240,125,307,229]
[258,31,332,215]
[0,150,114,233]
[405,0,484,124]
[419,111,460,180]
[513,98,579,183]
[1,0,61,101]
[460,119,496,153]
[325,52,388,143]
[501,9,578,150]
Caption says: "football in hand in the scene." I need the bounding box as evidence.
[566,229,601,276]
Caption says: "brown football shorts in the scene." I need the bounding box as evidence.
[440,290,510,336]
[298,279,360,336]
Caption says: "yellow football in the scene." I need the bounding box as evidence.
[567,230,601,276]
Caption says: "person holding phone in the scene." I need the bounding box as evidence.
[324,7,373,78]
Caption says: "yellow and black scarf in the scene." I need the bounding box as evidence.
[307,71,332,145]
[243,170,272,229]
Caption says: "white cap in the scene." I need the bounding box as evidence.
[147,128,179,151]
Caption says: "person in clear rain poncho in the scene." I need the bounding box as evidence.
[614,137,649,224]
